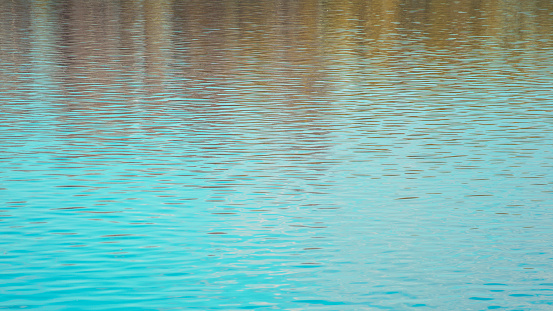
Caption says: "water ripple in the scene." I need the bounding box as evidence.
[1,0,553,309]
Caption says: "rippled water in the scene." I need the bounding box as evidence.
[1,0,553,309]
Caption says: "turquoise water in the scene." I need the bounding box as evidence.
[1,0,553,309]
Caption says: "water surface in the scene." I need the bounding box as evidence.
[1,0,553,309]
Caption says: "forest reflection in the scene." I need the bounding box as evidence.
[1,0,552,105]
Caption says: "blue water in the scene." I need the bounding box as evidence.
[1,0,553,309]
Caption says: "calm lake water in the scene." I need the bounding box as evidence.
[1,0,553,310]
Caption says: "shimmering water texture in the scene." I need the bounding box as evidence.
[1,0,553,310]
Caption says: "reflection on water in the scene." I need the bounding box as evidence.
[1,0,553,309]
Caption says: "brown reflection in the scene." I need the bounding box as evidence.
[0,0,31,100]
[119,0,146,100]
[30,0,60,98]
[57,0,124,103]
[144,0,173,96]
[50,0,175,106]
[171,0,330,102]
